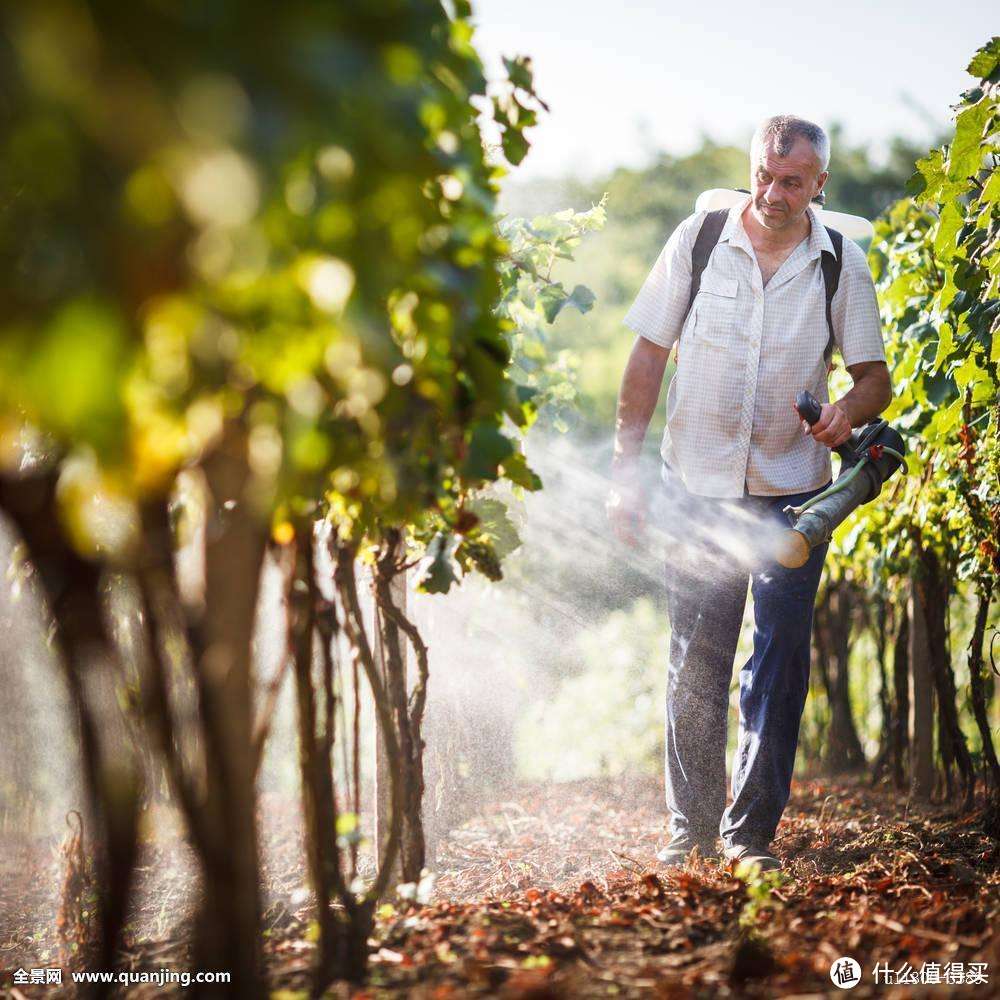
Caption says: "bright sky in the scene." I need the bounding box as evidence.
[472,0,994,180]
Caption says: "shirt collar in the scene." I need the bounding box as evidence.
[806,204,835,257]
[718,194,751,246]
[720,195,834,258]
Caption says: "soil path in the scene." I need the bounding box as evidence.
[1,777,997,997]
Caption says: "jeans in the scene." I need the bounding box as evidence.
[658,469,830,850]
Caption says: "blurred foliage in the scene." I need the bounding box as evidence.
[0,0,600,591]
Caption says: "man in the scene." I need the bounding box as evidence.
[607,115,891,871]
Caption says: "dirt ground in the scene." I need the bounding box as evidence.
[1,775,998,998]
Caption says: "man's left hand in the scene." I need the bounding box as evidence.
[798,400,852,448]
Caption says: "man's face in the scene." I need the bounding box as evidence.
[749,136,828,232]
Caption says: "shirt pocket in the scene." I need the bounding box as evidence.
[691,274,738,347]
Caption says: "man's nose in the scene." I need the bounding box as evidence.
[765,181,782,204]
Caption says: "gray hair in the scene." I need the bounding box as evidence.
[751,115,830,172]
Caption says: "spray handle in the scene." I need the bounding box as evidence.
[795,390,824,426]
[795,389,859,463]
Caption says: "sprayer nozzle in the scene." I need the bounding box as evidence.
[775,529,811,569]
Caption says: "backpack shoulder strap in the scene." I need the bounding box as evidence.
[685,209,729,319]
[821,226,844,363]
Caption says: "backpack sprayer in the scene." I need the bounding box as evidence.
[774,390,906,568]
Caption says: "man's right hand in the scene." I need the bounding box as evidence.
[608,335,669,547]
[606,467,647,548]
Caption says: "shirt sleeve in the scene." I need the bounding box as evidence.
[831,238,887,366]
[622,211,705,350]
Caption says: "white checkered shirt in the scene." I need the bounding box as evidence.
[623,195,887,498]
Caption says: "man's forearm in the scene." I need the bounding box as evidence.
[612,336,670,473]
[834,361,893,427]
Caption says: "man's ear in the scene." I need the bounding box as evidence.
[815,170,829,198]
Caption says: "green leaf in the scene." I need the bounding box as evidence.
[501,125,530,166]
[566,284,596,314]
[537,283,569,323]
[498,449,542,491]
[981,166,1000,206]
[502,381,538,429]
[933,200,964,257]
[966,37,1000,81]
[932,323,955,370]
[911,149,946,201]
[463,422,516,480]
[952,352,981,391]
[468,497,522,560]
[526,215,568,241]
[923,369,958,406]
[502,56,549,110]
[947,99,990,182]
[904,169,927,198]
[503,55,534,92]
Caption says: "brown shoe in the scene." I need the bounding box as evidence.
[723,843,781,872]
